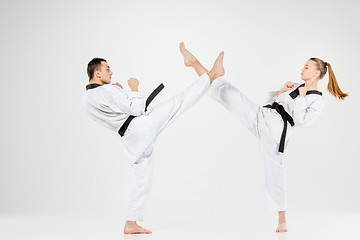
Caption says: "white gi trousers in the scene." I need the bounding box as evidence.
[122,73,210,221]
[207,78,287,211]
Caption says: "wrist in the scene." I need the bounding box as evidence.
[130,88,138,92]
[280,88,289,94]
[274,90,285,97]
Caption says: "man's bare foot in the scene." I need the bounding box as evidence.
[208,51,225,83]
[276,222,288,232]
[123,221,152,234]
[179,42,209,77]
[179,42,198,67]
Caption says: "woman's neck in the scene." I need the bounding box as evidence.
[304,80,318,90]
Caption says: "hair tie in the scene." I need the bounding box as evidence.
[325,62,328,67]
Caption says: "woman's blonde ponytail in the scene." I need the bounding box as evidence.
[309,58,348,100]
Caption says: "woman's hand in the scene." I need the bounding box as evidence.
[274,81,295,98]
[281,81,295,92]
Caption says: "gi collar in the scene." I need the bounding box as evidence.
[289,83,322,99]
[86,83,102,90]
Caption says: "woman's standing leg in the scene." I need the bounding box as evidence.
[258,128,288,232]
[207,79,288,232]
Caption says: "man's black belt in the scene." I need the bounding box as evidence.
[263,102,295,153]
[118,83,164,137]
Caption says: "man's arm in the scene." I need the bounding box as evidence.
[110,78,146,116]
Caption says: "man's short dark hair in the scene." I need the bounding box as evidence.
[87,58,107,80]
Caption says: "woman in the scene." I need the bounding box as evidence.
[205,57,348,232]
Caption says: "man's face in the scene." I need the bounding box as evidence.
[96,61,113,84]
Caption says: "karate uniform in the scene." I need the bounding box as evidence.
[83,73,210,221]
[207,78,324,211]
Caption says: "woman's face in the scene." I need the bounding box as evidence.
[301,60,320,81]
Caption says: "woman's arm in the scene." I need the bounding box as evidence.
[292,97,325,126]
[266,82,295,104]
[273,81,295,98]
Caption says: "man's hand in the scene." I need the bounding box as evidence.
[128,78,139,92]
[112,82,123,88]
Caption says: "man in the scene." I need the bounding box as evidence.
[83,43,224,234]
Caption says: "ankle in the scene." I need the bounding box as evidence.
[126,221,137,226]
[192,59,200,68]
[208,72,215,83]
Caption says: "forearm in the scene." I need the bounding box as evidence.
[273,90,286,98]
[127,92,146,115]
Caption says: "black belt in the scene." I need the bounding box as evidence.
[263,102,295,153]
[118,83,164,137]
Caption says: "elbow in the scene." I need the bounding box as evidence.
[295,121,306,126]
[293,116,307,126]
[294,117,313,127]
[128,102,145,116]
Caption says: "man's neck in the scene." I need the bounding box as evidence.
[89,79,104,85]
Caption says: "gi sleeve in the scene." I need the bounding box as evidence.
[110,90,146,116]
[292,97,324,126]
[266,91,278,104]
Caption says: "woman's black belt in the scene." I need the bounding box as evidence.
[263,102,295,153]
[118,83,164,137]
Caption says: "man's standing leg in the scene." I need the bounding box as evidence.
[124,146,154,234]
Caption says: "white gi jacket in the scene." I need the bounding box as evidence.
[262,83,325,147]
[83,84,156,164]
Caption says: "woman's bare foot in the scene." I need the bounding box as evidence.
[179,42,208,77]
[123,221,152,234]
[276,222,288,232]
[208,51,225,83]
[276,211,287,232]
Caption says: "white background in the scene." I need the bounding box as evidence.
[0,0,359,225]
